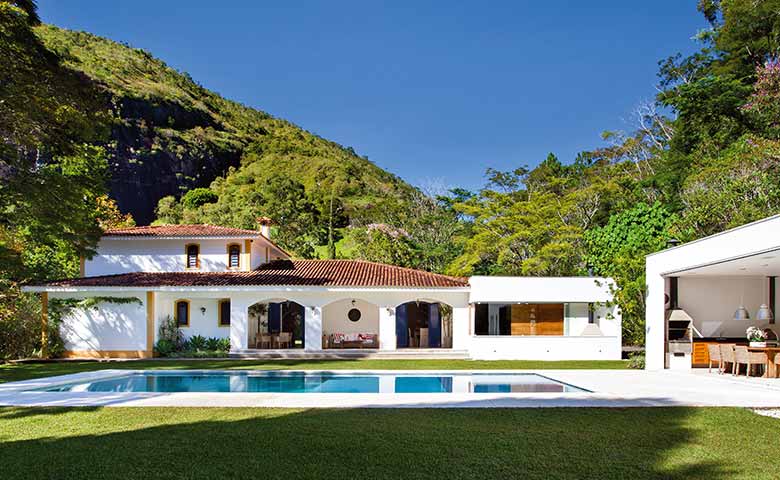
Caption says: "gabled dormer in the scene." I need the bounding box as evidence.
[82,220,289,277]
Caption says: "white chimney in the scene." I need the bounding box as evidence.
[256,216,273,238]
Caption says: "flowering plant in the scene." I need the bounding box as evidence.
[746,326,768,342]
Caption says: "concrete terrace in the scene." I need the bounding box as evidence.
[1,369,778,409]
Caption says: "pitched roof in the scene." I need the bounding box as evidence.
[33,260,469,289]
[104,224,263,238]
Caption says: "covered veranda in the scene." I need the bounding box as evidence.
[226,288,471,357]
[645,215,780,373]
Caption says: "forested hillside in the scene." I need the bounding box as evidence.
[2,0,780,359]
[36,25,416,226]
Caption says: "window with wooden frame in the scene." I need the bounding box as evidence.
[218,299,231,326]
[227,244,241,270]
[175,300,190,327]
[185,243,200,269]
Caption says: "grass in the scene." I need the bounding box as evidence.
[0,359,628,384]
[0,406,777,479]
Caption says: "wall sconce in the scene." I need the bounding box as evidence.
[200,306,206,315]
[386,307,395,315]
[309,305,317,312]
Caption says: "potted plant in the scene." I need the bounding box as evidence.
[746,326,768,347]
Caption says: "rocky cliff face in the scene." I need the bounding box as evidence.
[106,97,245,225]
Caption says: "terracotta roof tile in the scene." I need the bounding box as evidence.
[104,224,262,237]
[34,260,469,289]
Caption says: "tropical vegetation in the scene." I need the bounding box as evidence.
[3,1,780,358]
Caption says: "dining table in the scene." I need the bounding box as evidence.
[747,347,780,378]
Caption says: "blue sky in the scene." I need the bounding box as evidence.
[39,1,707,192]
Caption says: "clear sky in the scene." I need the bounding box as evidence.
[38,1,707,193]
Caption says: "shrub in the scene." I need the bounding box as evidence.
[215,337,230,351]
[154,339,176,357]
[205,337,221,351]
[158,315,184,349]
[627,352,645,369]
[0,287,47,360]
[187,334,207,351]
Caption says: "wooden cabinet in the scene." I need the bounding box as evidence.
[692,342,711,367]
[509,304,564,336]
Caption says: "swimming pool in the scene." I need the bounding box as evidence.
[36,371,587,394]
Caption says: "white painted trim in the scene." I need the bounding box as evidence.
[646,213,780,258]
[22,285,472,293]
[104,236,262,241]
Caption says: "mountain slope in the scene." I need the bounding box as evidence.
[36,25,415,225]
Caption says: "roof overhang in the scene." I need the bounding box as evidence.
[646,215,780,278]
[22,285,472,294]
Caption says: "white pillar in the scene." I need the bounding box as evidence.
[451,306,471,351]
[379,306,396,350]
[305,306,322,351]
[230,297,250,351]
[645,269,666,370]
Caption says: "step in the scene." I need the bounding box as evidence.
[229,349,471,360]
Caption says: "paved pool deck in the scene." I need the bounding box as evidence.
[0,369,778,408]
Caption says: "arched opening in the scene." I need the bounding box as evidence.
[322,298,379,349]
[396,301,453,349]
[247,300,305,349]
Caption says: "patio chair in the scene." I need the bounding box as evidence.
[719,344,736,375]
[774,353,780,379]
[734,345,767,377]
[277,332,292,349]
[256,333,272,349]
[706,344,722,373]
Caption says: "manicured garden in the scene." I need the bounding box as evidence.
[1,406,777,479]
[0,358,628,384]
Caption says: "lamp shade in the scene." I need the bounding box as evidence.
[756,304,774,322]
[734,305,751,321]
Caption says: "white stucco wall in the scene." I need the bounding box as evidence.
[322,298,380,335]
[468,336,621,360]
[469,276,615,303]
[678,276,767,337]
[85,237,285,276]
[155,295,229,341]
[51,291,147,352]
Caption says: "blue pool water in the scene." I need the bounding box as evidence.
[36,371,587,394]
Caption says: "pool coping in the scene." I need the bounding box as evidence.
[2,369,780,408]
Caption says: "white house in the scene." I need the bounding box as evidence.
[645,214,780,370]
[23,223,621,361]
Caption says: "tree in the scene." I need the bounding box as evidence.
[450,158,628,276]
[584,203,674,345]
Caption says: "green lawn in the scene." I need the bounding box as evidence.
[0,359,628,384]
[0,406,776,479]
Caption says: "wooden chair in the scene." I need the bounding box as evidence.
[774,353,780,379]
[734,345,767,377]
[706,344,722,373]
[256,333,272,349]
[277,332,292,349]
[719,344,736,375]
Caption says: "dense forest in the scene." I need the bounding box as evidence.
[2,0,780,358]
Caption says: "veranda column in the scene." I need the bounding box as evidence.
[645,271,666,370]
[304,306,322,351]
[230,297,250,351]
[378,306,396,350]
[451,306,471,351]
